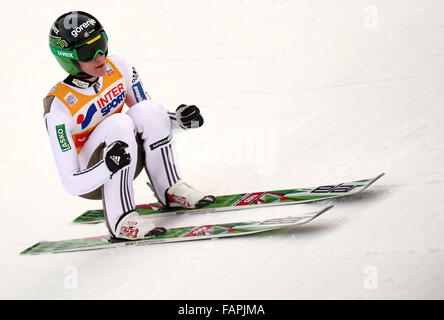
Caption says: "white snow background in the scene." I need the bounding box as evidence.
[0,0,443,299]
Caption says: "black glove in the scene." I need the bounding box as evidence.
[105,141,131,174]
[175,104,204,129]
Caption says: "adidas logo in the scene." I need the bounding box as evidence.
[110,155,120,165]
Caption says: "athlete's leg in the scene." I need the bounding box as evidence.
[78,113,138,236]
[126,100,181,206]
[126,100,215,208]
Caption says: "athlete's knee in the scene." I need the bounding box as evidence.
[98,114,138,154]
[127,100,170,130]
[106,113,136,133]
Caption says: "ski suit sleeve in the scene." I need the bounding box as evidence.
[44,98,112,196]
[109,55,186,135]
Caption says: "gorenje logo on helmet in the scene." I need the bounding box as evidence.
[71,19,96,38]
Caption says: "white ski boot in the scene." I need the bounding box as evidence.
[166,179,216,209]
[115,211,166,240]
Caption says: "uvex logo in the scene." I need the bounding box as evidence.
[57,50,74,58]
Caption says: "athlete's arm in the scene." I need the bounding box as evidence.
[44,98,112,196]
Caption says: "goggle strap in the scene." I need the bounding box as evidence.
[73,31,108,49]
[50,31,107,62]
[50,46,79,60]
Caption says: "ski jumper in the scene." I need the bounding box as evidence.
[43,55,185,235]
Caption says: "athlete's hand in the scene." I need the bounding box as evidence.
[175,104,204,129]
[105,141,131,173]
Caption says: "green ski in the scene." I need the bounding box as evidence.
[21,206,333,255]
[73,173,384,224]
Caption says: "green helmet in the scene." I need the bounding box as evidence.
[49,11,108,75]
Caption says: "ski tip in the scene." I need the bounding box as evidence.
[364,172,385,188]
[291,205,333,225]
[374,172,385,180]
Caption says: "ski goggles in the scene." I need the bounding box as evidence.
[50,31,108,62]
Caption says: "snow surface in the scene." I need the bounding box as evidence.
[1,0,444,299]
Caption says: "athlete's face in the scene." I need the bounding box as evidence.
[78,53,106,78]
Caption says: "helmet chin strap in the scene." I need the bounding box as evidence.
[74,71,94,79]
